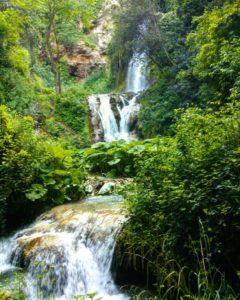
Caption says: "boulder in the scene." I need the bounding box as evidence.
[85,184,94,194]
[98,182,116,195]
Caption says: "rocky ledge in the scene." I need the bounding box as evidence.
[67,0,119,80]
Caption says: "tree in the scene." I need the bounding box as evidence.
[187,0,240,102]
[10,0,100,95]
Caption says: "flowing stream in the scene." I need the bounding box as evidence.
[88,51,148,142]
[0,196,128,300]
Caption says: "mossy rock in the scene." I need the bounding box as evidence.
[0,290,12,300]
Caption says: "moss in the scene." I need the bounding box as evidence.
[0,290,12,300]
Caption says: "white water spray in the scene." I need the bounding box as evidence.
[125,52,149,93]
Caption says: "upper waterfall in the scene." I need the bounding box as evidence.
[125,52,149,93]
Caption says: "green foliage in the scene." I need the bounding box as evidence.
[54,85,90,147]
[0,269,26,300]
[79,32,99,50]
[0,106,86,234]
[0,7,35,113]
[0,0,101,148]
[0,289,13,300]
[1,0,240,298]
[82,140,155,177]
[73,293,102,300]
[83,68,115,94]
[119,102,240,296]
[18,0,102,95]
[139,75,180,137]
[0,68,36,113]
[188,0,240,102]
[0,9,30,75]
[111,0,233,136]
[108,0,156,85]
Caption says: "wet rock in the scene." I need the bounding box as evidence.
[12,235,60,268]
[5,195,127,299]
[98,182,116,195]
[88,95,104,143]
[110,95,121,124]
[84,176,133,196]
[128,104,140,131]
[85,184,94,194]
[10,234,68,298]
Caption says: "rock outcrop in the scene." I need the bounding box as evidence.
[67,0,119,80]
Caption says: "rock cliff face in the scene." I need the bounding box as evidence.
[67,0,119,80]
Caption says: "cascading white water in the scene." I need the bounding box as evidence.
[88,51,148,142]
[0,196,129,300]
[125,52,149,94]
[0,239,15,274]
[89,95,120,142]
[117,95,139,141]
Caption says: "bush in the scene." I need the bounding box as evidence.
[0,105,86,234]
[0,68,36,113]
[83,68,115,94]
[119,102,240,295]
[139,76,180,137]
[82,139,157,178]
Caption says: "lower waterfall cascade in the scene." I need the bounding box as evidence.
[0,196,129,300]
[88,94,141,142]
[88,51,149,143]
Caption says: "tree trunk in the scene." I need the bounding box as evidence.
[46,32,61,95]
[45,1,61,96]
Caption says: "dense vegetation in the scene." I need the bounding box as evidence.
[117,103,240,298]
[0,105,86,234]
[1,0,240,299]
[108,0,240,298]
[0,0,102,234]
[110,0,240,136]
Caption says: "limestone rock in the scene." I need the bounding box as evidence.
[67,0,120,80]
[98,182,116,195]
[13,235,60,267]
[85,184,94,194]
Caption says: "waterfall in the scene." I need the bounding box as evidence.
[125,52,149,93]
[118,95,139,141]
[88,51,148,143]
[89,94,120,142]
[0,196,128,300]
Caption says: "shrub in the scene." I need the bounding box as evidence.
[55,85,90,147]
[82,139,157,178]
[119,102,240,295]
[83,68,115,94]
[0,105,86,234]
